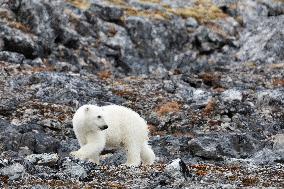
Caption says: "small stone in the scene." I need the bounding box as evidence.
[185,17,198,28]
[165,158,190,181]
[0,163,25,180]
[163,80,176,93]
[221,89,242,102]
[25,153,59,166]
[0,51,25,64]
[62,158,88,179]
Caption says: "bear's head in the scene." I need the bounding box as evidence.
[74,104,108,131]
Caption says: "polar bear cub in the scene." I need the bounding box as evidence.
[70,104,155,166]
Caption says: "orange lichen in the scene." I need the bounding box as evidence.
[272,79,284,87]
[202,99,215,116]
[97,70,112,80]
[242,177,259,187]
[196,170,208,176]
[156,101,181,116]
[199,72,220,87]
[6,21,31,33]
[191,164,210,170]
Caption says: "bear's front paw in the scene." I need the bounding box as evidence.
[124,162,141,167]
[70,150,85,160]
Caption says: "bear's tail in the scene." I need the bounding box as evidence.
[141,142,155,165]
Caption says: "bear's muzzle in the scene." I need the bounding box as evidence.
[99,125,108,130]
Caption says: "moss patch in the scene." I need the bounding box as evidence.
[106,0,227,22]
[167,0,227,23]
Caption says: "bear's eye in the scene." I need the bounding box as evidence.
[97,115,101,119]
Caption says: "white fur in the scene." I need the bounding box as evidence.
[70,104,155,166]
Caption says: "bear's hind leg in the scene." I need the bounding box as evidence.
[141,142,155,165]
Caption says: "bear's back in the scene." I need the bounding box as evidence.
[102,105,148,143]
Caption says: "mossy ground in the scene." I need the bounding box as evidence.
[105,0,228,22]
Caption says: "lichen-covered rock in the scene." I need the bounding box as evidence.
[25,153,59,166]
[0,163,25,180]
[238,15,284,64]
[0,51,25,64]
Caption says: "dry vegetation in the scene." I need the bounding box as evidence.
[139,0,161,3]
[272,79,284,87]
[65,0,91,10]
[0,10,31,33]
[97,70,113,80]
[106,0,228,22]
[156,101,181,116]
[202,99,215,116]
[124,8,170,20]
[167,0,227,23]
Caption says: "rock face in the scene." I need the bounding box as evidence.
[238,15,284,64]
[0,0,284,188]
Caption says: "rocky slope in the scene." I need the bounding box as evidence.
[0,0,283,188]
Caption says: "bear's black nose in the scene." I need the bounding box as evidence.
[100,125,108,130]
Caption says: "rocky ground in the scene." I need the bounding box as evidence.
[0,0,284,188]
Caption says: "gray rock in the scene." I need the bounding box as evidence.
[89,3,123,22]
[191,89,212,107]
[252,142,284,165]
[13,0,67,55]
[0,51,25,64]
[165,158,191,182]
[194,26,226,53]
[58,138,80,155]
[0,119,60,154]
[189,134,259,160]
[29,57,44,67]
[0,25,39,58]
[260,0,284,16]
[188,137,225,161]
[25,153,59,166]
[57,28,80,49]
[221,89,242,102]
[30,185,50,189]
[33,133,60,154]
[176,84,211,106]
[238,16,284,64]
[61,158,88,180]
[0,163,25,180]
[257,89,284,106]
[238,0,269,26]
[163,80,176,93]
[165,158,186,181]
[185,17,198,28]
